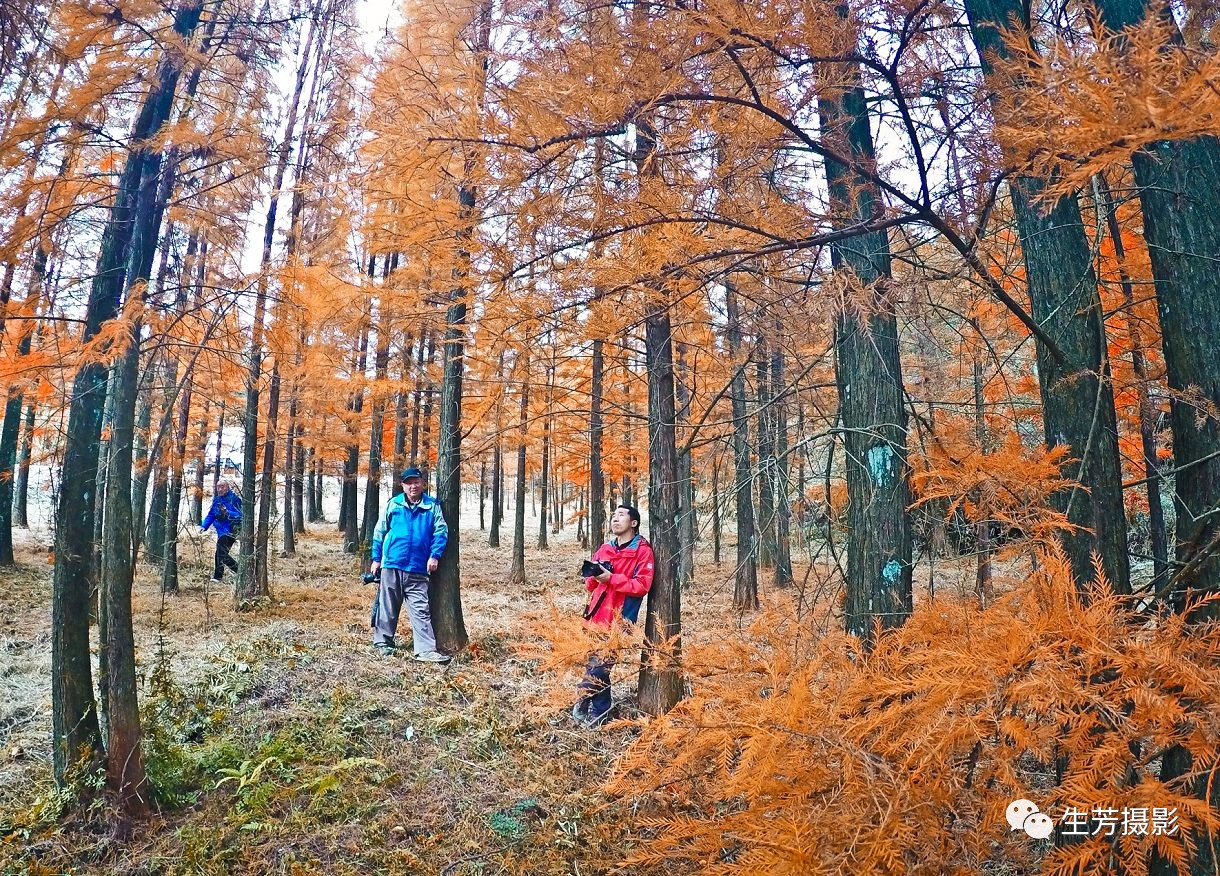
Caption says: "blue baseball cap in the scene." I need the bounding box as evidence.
[401,467,424,481]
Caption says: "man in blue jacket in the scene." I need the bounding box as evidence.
[200,480,242,582]
[369,467,450,662]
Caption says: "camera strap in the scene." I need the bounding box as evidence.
[583,588,608,621]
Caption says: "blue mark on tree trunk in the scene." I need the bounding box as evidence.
[882,559,902,584]
[867,445,895,487]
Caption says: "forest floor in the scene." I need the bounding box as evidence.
[0,513,981,876]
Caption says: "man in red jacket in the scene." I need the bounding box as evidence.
[574,504,655,726]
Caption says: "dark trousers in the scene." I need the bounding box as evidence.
[579,654,613,720]
[214,534,238,580]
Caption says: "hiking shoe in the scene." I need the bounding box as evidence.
[372,643,396,656]
[570,700,590,724]
[413,650,451,663]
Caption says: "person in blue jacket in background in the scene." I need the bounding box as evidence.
[200,479,242,582]
[369,467,450,662]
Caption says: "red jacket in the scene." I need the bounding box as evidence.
[583,535,655,628]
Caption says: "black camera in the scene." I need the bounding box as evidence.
[362,569,381,584]
[580,559,613,578]
[216,505,228,521]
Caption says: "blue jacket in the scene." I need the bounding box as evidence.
[202,491,242,538]
[371,492,448,573]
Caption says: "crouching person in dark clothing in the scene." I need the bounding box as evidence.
[574,504,654,726]
[200,480,242,582]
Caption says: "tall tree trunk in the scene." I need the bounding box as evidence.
[431,242,471,653]
[818,50,912,643]
[102,331,148,820]
[772,332,794,587]
[392,338,410,497]
[361,291,391,556]
[293,418,306,533]
[14,400,35,528]
[725,282,758,610]
[420,331,436,483]
[189,404,208,526]
[537,350,551,550]
[637,301,683,716]
[589,336,606,547]
[755,335,776,569]
[51,0,204,788]
[237,8,318,608]
[508,357,529,586]
[1095,176,1168,589]
[0,327,32,565]
[972,350,993,604]
[675,342,695,588]
[711,453,722,565]
[342,320,367,553]
[162,377,193,595]
[409,328,426,464]
[964,0,1130,597]
[256,366,281,593]
[306,448,319,521]
[282,407,296,555]
[489,441,502,547]
[1089,5,1220,873]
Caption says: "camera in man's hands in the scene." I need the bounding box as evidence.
[580,559,613,578]
[362,569,381,584]
[216,505,228,521]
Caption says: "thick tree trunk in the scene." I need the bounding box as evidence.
[637,302,683,716]
[725,283,758,610]
[51,0,204,787]
[819,60,913,643]
[964,0,1130,597]
[102,333,148,819]
[430,259,470,653]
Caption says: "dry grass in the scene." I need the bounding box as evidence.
[0,511,984,876]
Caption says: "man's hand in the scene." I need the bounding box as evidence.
[370,561,380,574]
[594,569,612,584]
[427,557,439,574]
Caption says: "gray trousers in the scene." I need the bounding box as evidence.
[371,569,438,654]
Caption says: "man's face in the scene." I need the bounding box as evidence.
[609,507,636,539]
[217,482,229,496]
[403,477,424,502]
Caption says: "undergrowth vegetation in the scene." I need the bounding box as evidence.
[526,548,1220,875]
